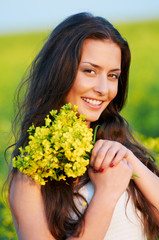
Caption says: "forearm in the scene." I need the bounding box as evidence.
[67,190,117,240]
[131,154,159,210]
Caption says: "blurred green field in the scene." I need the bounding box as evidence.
[117,20,159,136]
[0,19,159,239]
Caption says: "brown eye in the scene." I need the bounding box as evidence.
[109,74,119,80]
[84,69,96,75]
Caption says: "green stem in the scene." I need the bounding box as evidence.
[131,173,140,180]
[92,125,104,145]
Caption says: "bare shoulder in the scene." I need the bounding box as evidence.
[10,171,54,240]
[10,171,41,211]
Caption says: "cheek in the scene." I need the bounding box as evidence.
[109,83,118,100]
[66,80,85,102]
[73,77,89,94]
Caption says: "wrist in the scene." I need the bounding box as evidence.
[127,150,138,168]
[93,186,120,206]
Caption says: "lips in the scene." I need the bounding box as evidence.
[82,97,103,106]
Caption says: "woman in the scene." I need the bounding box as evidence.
[9,12,159,239]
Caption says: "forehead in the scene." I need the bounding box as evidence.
[80,38,121,67]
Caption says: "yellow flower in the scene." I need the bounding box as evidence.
[13,103,94,185]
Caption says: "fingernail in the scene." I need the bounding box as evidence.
[94,169,98,173]
[100,168,104,173]
[110,162,114,168]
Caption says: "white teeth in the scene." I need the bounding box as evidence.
[83,98,102,105]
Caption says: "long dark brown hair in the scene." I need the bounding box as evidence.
[8,12,159,239]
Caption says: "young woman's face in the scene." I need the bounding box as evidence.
[65,38,121,126]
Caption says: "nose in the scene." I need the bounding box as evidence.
[93,73,109,96]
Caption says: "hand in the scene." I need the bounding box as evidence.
[88,140,133,200]
[90,139,133,171]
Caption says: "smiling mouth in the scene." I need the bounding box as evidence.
[82,97,103,106]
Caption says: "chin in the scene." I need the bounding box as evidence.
[86,115,101,123]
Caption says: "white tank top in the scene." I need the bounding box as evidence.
[74,181,147,240]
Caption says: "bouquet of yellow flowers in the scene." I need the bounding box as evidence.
[13,103,94,185]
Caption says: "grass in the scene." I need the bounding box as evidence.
[116,20,159,136]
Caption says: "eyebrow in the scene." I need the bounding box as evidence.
[82,61,121,72]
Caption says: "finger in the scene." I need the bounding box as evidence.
[93,141,118,171]
[92,147,107,171]
[93,141,122,172]
[90,140,105,166]
[88,166,96,179]
[99,148,118,172]
[103,143,122,168]
[90,140,110,170]
[110,148,127,166]
[96,143,121,172]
